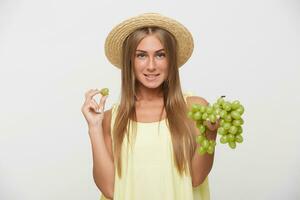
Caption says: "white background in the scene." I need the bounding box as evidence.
[0,0,299,199]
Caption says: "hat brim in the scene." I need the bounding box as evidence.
[104,13,194,69]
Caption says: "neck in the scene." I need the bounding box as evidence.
[135,85,164,102]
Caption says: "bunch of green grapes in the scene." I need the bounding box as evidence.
[187,96,245,155]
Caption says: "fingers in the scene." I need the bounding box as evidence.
[90,100,99,112]
[204,119,220,131]
[83,88,109,114]
[85,89,100,101]
[98,95,108,113]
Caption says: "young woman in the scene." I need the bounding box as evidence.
[81,13,220,200]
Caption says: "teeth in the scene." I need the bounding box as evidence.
[145,74,158,81]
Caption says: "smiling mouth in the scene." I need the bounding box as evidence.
[144,74,160,77]
[144,74,160,81]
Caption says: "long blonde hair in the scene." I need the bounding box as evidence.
[112,26,196,178]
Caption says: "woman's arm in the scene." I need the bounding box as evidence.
[187,96,218,187]
[89,109,115,199]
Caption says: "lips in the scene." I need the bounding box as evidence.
[144,74,160,81]
[144,74,160,77]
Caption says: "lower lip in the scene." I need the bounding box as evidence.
[145,75,159,81]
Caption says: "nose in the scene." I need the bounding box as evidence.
[147,56,157,71]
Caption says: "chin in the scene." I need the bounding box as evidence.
[142,82,163,89]
[139,80,164,89]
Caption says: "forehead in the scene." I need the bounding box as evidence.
[136,35,164,52]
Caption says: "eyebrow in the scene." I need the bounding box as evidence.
[136,48,165,53]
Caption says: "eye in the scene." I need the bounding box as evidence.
[156,53,166,58]
[136,53,146,58]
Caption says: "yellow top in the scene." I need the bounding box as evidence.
[100,92,210,200]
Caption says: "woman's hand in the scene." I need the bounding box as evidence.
[203,118,220,132]
[203,118,220,140]
[81,89,108,128]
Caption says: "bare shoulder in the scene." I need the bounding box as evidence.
[186,96,209,108]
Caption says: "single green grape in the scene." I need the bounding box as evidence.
[202,112,209,121]
[217,97,225,105]
[198,146,207,155]
[231,100,241,110]
[100,88,109,96]
[223,122,231,130]
[228,126,238,135]
[217,127,226,135]
[219,110,227,118]
[196,135,206,144]
[236,105,244,115]
[222,102,232,112]
[232,119,242,126]
[235,135,243,143]
[193,111,202,120]
[228,134,235,142]
[207,145,215,154]
[239,118,244,125]
[220,119,225,126]
[209,114,217,123]
[206,106,213,114]
[192,104,200,112]
[220,135,228,144]
[231,111,241,120]
[201,140,209,149]
[229,141,236,149]
[224,114,232,122]
[213,102,220,109]
[199,105,206,113]
[187,111,194,119]
[237,126,243,134]
[199,125,206,134]
[209,140,217,147]
[214,108,222,115]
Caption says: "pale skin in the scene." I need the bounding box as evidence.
[81,34,219,199]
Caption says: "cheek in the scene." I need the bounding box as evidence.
[161,62,169,73]
[163,69,169,79]
[134,58,147,68]
[158,59,168,68]
[133,63,145,78]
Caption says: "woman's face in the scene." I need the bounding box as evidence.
[133,35,169,89]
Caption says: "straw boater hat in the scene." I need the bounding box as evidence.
[104,12,194,69]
